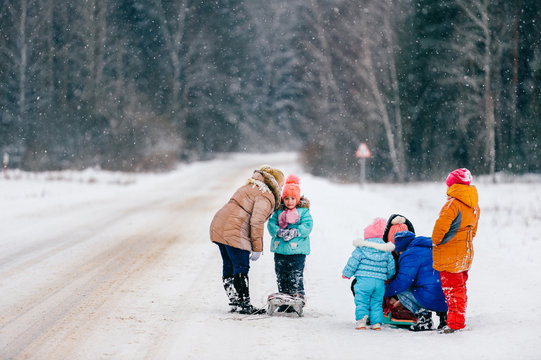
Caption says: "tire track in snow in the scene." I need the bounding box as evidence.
[0,156,275,359]
[0,197,167,274]
[0,211,179,358]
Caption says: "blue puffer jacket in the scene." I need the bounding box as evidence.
[384,231,448,313]
[267,198,313,255]
[342,238,395,281]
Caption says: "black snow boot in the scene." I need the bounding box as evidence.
[222,276,239,312]
[437,311,447,330]
[409,311,433,331]
[234,273,266,315]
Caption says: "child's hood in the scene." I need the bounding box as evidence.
[447,184,479,208]
[247,170,282,210]
[352,237,395,252]
[278,196,310,210]
[410,236,432,249]
[395,231,432,253]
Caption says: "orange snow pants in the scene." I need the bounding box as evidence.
[440,270,469,330]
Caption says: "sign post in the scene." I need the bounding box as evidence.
[355,142,371,185]
[3,153,9,179]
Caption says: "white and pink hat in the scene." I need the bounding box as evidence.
[445,168,472,187]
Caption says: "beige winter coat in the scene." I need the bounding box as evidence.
[210,170,282,252]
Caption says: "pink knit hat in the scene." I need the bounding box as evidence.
[387,223,409,244]
[282,174,301,205]
[445,168,472,187]
[364,218,386,239]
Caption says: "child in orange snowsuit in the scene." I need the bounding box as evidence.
[431,168,480,333]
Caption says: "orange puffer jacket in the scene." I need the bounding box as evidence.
[210,171,281,252]
[431,184,480,273]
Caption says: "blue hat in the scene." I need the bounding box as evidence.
[394,231,416,253]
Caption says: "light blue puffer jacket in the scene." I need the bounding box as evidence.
[267,198,313,255]
[342,238,396,281]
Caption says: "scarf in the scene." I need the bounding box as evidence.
[278,208,299,229]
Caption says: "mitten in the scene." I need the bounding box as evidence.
[277,229,287,238]
[250,251,261,261]
[283,228,298,241]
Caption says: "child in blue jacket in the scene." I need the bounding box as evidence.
[384,231,448,331]
[267,175,313,310]
[342,218,395,330]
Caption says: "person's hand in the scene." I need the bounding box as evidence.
[342,274,350,279]
[389,298,404,310]
[250,251,261,261]
[277,229,287,238]
[283,228,298,241]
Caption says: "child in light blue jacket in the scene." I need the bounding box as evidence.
[342,218,395,330]
[267,175,313,310]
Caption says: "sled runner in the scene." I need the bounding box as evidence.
[267,292,305,317]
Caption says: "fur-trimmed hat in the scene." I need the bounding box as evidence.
[259,165,285,187]
[364,217,386,239]
[445,168,472,187]
[282,174,301,205]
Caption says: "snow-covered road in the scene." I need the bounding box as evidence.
[0,154,278,359]
[1,153,540,359]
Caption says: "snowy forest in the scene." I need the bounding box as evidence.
[1,0,540,182]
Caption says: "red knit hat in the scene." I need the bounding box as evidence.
[387,223,409,244]
[364,218,386,239]
[445,168,472,187]
[282,174,301,205]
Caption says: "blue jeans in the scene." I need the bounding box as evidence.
[217,243,250,277]
[353,277,385,323]
[274,253,306,295]
[397,289,426,315]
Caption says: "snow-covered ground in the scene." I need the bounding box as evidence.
[1,153,540,359]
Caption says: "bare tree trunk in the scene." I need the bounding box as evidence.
[93,0,106,94]
[480,0,496,181]
[45,0,55,106]
[16,0,28,129]
[510,0,519,147]
[329,0,406,181]
[307,3,348,129]
[56,5,70,115]
[484,75,496,181]
[155,0,188,120]
[78,0,106,109]
[382,4,406,180]
[457,0,497,180]
[361,36,403,181]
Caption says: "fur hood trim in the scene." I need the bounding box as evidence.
[352,239,395,252]
[277,196,310,210]
[250,170,282,210]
